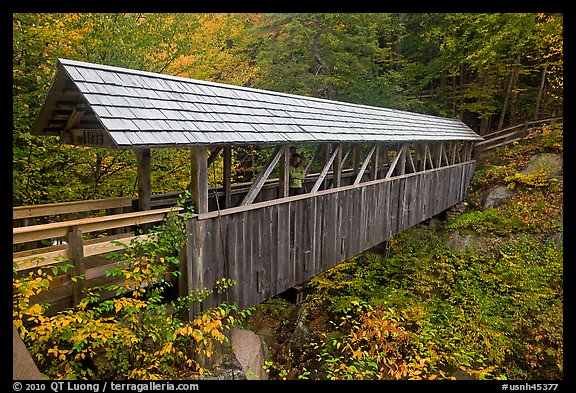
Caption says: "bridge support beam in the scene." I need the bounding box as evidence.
[179,216,203,320]
[223,146,232,208]
[190,146,209,214]
[135,148,151,211]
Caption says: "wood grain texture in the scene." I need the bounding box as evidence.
[189,161,476,311]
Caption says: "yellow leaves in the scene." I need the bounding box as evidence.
[154,341,174,357]
[192,329,203,342]
[210,329,223,340]
[26,303,43,317]
[48,348,70,362]
[74,352,86,361]
[14,252,242,379]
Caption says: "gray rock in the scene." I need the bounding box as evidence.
[483,185,516,209]
[520,153,563,177]
[230,327,269,380]
[446,230,478,252]
[196,339,247,380]
[445,201,468,220]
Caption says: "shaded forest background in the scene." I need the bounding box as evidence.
[13,13,563,205]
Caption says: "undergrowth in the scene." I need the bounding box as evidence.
[259,125,563,380]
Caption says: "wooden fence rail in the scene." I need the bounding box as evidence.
[474,116,562,153]
[13,196,135,221]
[13,206,183,314]
[13,208,178,269]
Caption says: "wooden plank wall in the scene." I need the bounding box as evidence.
[181,161,476,313]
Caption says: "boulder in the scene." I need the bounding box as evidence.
[446,230,478,252]
[520,153,563,177]
[483,185,516,209]
[230,327,269,380]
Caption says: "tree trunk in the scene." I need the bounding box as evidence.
[534,64,547,120]
[509,52,522,125]
[498,72,512,129]
[479,70,490,135]
[458,64,466,119]
[311,24,334,100]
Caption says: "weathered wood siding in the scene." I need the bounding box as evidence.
[181,161,476,312]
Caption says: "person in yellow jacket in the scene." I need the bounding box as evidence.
[289,153,306,196]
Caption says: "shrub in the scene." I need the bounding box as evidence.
[13,192,251,379]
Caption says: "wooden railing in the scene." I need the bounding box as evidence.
[474,116,563,153]
[13,206,184,311]
[181,161,477,313]
[13,207,179,270]
[11,172,343,311]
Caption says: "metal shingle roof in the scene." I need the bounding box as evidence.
[31,58,482,147]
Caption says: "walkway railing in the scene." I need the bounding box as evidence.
[181,160,476,314]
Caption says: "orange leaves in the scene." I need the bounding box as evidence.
[323,304,421,380]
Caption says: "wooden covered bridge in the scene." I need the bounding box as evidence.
[16,58,482,316]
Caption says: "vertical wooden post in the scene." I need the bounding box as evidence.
[278,145,290,198]
[353,144,361,177]
[425,144,434,169]
[332,143,342,188]
[135,148,151,211]
[380,145,389,177]
[436,143,443,168]
[179,216,203,320]
[190,146,209,214]
[466,142,474,161]
[406,145,416,173]
[223,146,232,208]
[370,144,380,180]
[443,142,451,166]
[399,144,406,175]
[417,144,426,171]
[320,144,330,190]
[67,226,85,306]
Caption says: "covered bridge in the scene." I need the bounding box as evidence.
[27,58,482,314]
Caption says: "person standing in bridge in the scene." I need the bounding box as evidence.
[289,153,306,196]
